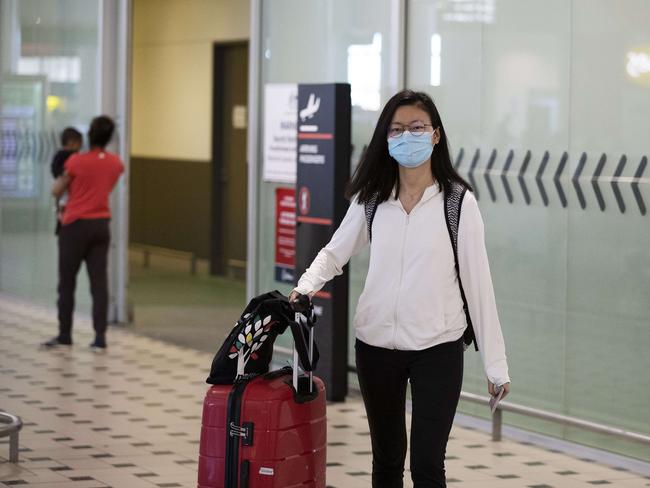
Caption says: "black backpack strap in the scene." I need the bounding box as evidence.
[444,182,479,351]
[364,193,379,241]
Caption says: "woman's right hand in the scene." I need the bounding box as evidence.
[289,289,315,303]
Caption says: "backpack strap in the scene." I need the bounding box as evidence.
[444,182,479,351]
[364,193,379,241]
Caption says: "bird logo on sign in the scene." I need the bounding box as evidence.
[299,93,321,121]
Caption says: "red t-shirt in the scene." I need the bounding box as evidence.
[62,149,124,225]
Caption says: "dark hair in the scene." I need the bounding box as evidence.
[60,127,82,146]
[346,90,472,204]
[88,115,115,148]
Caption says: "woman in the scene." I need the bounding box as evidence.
[290,90,510,488]
[43,116,124,351]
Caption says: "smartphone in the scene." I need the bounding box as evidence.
[489,385,505,414]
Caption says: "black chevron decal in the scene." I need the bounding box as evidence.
[554,152,568,208]
[536,151,550,207]
[611,155,627,214]
[572,152,588,209]
[501,150,514,204]
[485,149,497,202]
[592,153,607,212]
[454,147,464,169]
[632,156,647,216]
[468,148,480,200]
[518,150,531,205]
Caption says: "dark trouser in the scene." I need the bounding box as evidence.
[355,337,464,488]
[57,218,110,342]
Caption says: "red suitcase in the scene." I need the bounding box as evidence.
[198,306,326,487]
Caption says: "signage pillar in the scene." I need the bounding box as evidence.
[295,83,351,402]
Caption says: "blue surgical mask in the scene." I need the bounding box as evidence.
[387,131,434,168]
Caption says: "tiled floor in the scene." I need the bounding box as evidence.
[1,295,649,488]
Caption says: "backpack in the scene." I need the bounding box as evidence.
[206,290,320,384]
[364,181,478,351]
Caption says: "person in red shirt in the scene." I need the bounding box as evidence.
[42,115,124,350]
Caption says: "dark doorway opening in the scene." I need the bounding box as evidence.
[211,42,249,279]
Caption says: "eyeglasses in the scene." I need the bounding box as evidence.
[387,123,434,138]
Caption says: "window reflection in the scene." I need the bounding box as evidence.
[626,49,650,84]
[430,34,441,86]
[442,0,495,24]
[347,32,382,111]
[17,56,81,83]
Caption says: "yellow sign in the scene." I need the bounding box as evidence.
[46,95,62,112]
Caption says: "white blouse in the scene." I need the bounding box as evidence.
[294,184,510,386]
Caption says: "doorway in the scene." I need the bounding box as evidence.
[211,42,249,279]
[127,41,249,352]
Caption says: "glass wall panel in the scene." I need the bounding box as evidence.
[564,0,650,459]
[0,0,101,311]
[258,0,399,356]
[406,0,650,460]
[255,0,649,460]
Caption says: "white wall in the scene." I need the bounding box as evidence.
[131,0,250,160]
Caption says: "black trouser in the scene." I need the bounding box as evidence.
[57,218,110,342]
[355,337,464,488]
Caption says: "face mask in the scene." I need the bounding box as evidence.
[387,131,434,168]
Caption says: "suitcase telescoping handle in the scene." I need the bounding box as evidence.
[291,294,315,393]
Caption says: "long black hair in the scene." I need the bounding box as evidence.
[346,90,472,204]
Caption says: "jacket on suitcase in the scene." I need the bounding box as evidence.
[206,291,319,385]
[199,292,326,488]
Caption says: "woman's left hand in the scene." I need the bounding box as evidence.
[488,381,510,400]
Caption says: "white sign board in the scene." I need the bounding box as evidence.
[263,83,298,183]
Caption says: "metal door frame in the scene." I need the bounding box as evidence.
[98,0,132,323]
